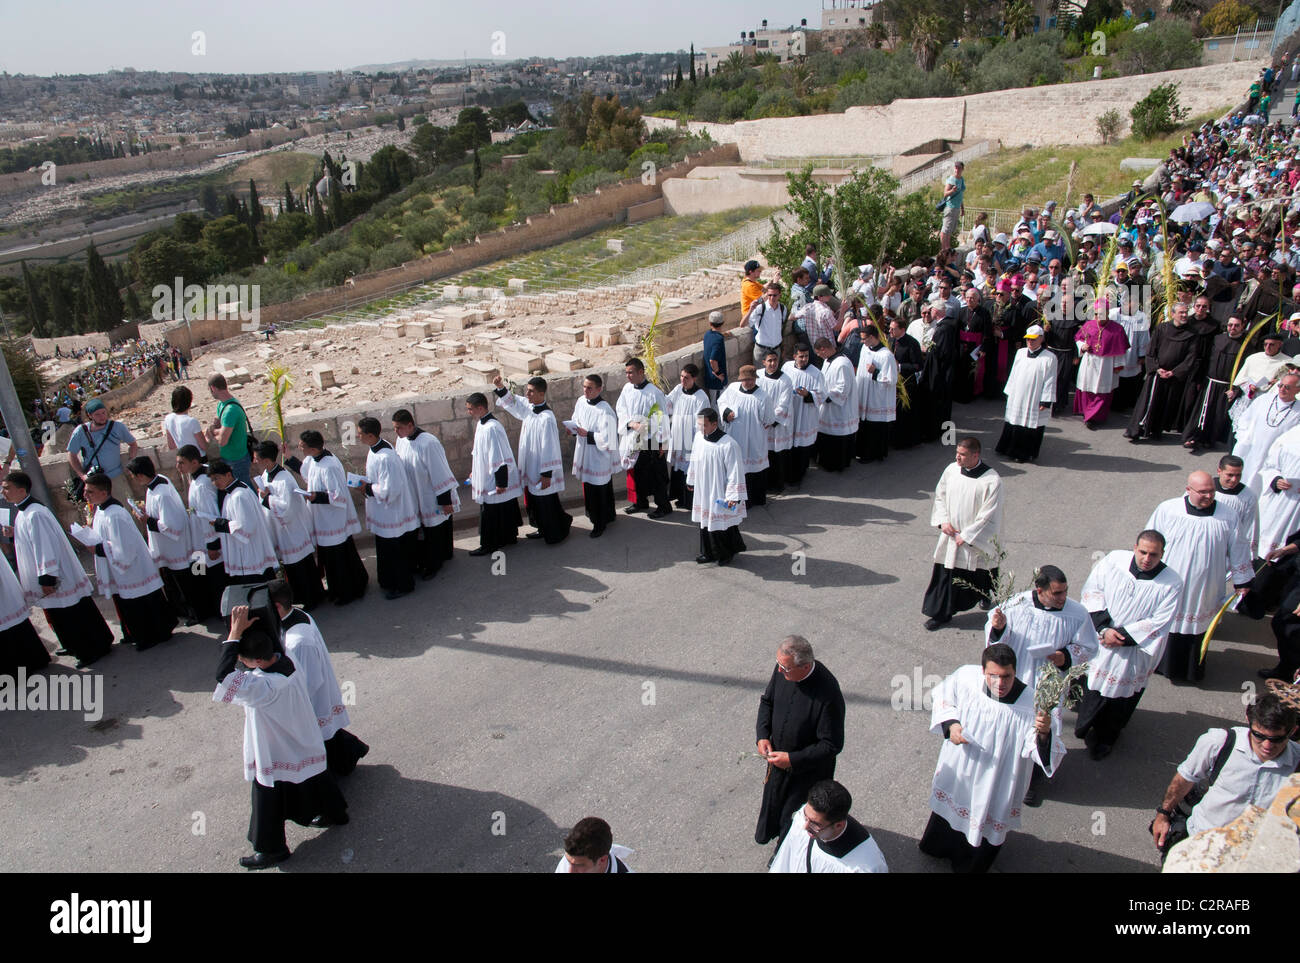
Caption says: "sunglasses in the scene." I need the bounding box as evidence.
[1249,729,1290,745]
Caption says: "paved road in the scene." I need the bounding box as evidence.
[0,398,1275,873]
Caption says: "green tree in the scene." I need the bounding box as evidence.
[1130,81,1190,139]
[248,178,263,228]
[123,285,144,321]
[1117,20,1201,75]
[262,212,315,256]
[1202,0,1254,32]
[690,44,697,83]
[396,114,406,132]
[200,183,221,215]
[1003,0,1034,40]
[675,63,684,88]
[82,242,124,330]
[586,95,644,153]
[46,275,72,336]
[472,148,482,194]
[174,211,206,243]
[131,233,206,291]
[1,340,43,417]
[910,14,947,72]
[760,165,935,276]
[201,215,259,274]
[455,107,491,146]
[21,262,48,338]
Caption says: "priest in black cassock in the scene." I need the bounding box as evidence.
[1126,302,1202,443]
[888,319,925,449]
[754,636,846,848]
[921,307,961,442]
[1181,316,1245,454]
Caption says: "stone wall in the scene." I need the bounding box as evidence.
[36,327,756,531]
[663,165,858,215]
[645,60,1264,160]
[30,321,140,357]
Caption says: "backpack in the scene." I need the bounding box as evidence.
[220,399,258,458]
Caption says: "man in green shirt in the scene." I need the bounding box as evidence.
[207,373,253,487]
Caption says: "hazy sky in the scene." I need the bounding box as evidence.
[0,0,827,75]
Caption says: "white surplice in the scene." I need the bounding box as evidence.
[363,441,419,538]
[685,430,747,532]
[570,398,619,485]
[857,345,897,423]
[212,653,327,787]
[769,809,889,874]
[395,429,460,528]
[817,355,858,436]
[215,482,278,577]
[301,452,363,547]
[717,383,773,471]
[0,553,31,631]
[1255,423,1300,558]
[470,415,522,504]
[1002,347,1057,429]
[1076,340,1121,394]
[930,462,1003,571]
[755,370,794,452]
[1081,550,1182,698]
[12,498,92,609]
[495,392,566,496]
[255,465,315,564]
[984,591,1097,688]
[1144,497,1254,634]
[1233,350,1294,391]
[280,609,349,740]
[1232,388,1300,492]
[143,474,193,570]
[186,469,221,560]
[665,385,709,472]
[781,361,827,448]
[1214,480,1259,559]
[90,501,163,599]
[1115,310,1151,378]
[928,664,1065,847]
[616,380,671,468]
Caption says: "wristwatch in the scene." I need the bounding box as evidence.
[1155,806,1177,819]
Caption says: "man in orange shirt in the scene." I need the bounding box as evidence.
[742,260,765,318]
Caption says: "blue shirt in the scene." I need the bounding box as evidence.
[702,330,727,390]
[68,419,135,478]
[943,174,965,212]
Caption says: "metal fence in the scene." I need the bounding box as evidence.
[896,140,994,195]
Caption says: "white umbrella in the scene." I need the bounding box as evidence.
[1243,114,1266,126]
[1170,201,1216,223]
[1078,221,1118,236]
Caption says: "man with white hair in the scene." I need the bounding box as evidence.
[1232,370,1300,492]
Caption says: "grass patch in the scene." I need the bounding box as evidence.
[223,152,320,196]
[931,109,1233,212]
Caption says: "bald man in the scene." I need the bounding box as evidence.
[1144,471,1253,683]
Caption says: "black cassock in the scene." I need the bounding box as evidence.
[1125,322,1201,441]
[1182,332,1244,450]
[754,662,846,845]
[890,333,926,450]
[922,318,961,442]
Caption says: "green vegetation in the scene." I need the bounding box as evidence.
[929,109,1225,212]
[1131,82,1192,140]
[647,4,1207,124]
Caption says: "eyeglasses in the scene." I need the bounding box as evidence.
[1249,729,1290,745]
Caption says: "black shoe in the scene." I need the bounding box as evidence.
[1022,786,1042,807]
[695,554,714,564]
[624,504,647,515]
[1084,420,1098,431]
[978,598,993,611]
[1090,742,1113,761]
[525,531,543,539]
[924,617,948,631]
[384,588,412,601]
[310,813,349,828]
[468,546,491,557]
[648,508,671,519]
[240,850,291,870]
[1258,664,1289,680]
[589,525,605,539]
[717,554,734,566]
[419,570,437,581]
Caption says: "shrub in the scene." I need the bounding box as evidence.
[1130,82,1189,139]
[1096,107,1124,144]
[1116,20,1201,75]
[368,240,417,271]
[312,249,368,286]
[1201,0,1255,35]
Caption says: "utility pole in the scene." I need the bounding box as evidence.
[0,305,53,506]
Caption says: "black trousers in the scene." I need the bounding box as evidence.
[699,524,746,562]
[374,532,415,593]
[112,589,177,650]
[994,422,1046,461]
[765,450,786,493]
[583,481,616,528]
[744,470,766,508]
[248,771,348,855]
[785,444,814,485]
[918,812,1002,873]
[318,538,369,604]
[414,522,454,577]
[1074,686,1145,746]
[0,618,50,678]
[1157,631,1204,682]
[282,554,326,610]
[669,468,693,508]
[630,451,670,510]
[44,596,113,666]
[325,728,370,777]
[160,565,203,622]
[856,421,889,462]
[478,498,522,551]
[922,564,995,623]
[524,489,573,544]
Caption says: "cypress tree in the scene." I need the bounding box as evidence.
[124,285,144,322]
[83,243,124,330]
[690,44,696,84]
[46,278,72,336]
[675,63,683,88]
[22,262,49,338]
[283,180,295,213]
[249,178,263,227]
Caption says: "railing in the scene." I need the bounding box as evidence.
[895,140,993,195]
